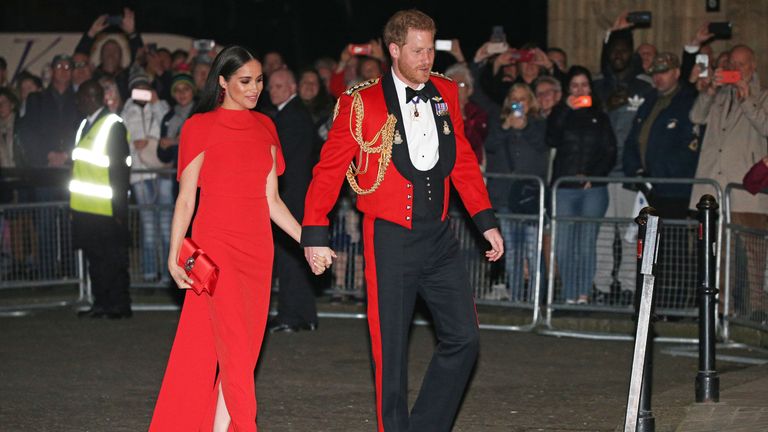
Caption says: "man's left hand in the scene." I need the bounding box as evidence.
[483,228,504,262]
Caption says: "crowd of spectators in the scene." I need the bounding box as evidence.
[1,10,766,307]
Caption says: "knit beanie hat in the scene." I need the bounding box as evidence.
[171,72,195,93]
[128,67,151,89]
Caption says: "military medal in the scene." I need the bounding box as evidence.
[435,102,449,116]
[393,129,403,145]
[442,121,451,135]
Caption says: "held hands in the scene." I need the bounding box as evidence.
[304,246,337,275]
[483,228,504,262]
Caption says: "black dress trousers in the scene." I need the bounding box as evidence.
[365,216,480,432]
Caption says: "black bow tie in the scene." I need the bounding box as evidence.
[406,87,429,103]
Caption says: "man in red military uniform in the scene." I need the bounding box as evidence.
[301,9,504,431]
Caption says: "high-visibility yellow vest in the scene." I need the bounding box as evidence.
[69,113,130,217]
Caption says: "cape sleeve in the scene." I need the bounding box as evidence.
[257,112,285,176]
[176,114,206,183]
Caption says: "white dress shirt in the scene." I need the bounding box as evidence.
[391,69,439,171]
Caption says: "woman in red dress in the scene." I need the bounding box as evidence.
[149,46,329,432]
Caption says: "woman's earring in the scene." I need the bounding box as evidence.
[218,87,226,104]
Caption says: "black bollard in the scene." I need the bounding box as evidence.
[633,207,659,432]
[695,195,720,403]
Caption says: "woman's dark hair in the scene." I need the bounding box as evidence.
[565,65,601,110]
[193,45,258,114]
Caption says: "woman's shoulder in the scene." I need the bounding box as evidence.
[249,110,280,141]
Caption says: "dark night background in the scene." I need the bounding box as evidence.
[1,0,548,70]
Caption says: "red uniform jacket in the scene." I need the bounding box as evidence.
[301,71,497,246]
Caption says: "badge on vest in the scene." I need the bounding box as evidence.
[666,119,678,129]
[394,129,403,145]
[442,121,451,135]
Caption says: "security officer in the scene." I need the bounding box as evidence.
[70,79,132,319]
[301,10,504,432]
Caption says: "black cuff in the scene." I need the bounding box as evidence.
[472,208,499,233]
[300,225,330,247]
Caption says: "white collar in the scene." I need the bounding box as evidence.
[87,107,105,125]
[277,94,297,112]
[391,67,426,104]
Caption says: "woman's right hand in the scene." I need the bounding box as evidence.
[169,261,194,289]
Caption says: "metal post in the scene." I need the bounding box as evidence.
[695,194,720,403]
[625,207,660,432]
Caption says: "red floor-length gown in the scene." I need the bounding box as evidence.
[149,107,284,432]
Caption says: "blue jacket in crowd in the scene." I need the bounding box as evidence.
[623,84,701,198]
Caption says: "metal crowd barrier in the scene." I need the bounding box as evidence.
[9,169,768,348]
[545,176,723,329]
[0,201,86,312]
[723,183,768,339]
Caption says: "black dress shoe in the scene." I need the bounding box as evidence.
[106,310,133,320]
[77,309,106,319]
[268,322,299,333]
[298,322,318,331]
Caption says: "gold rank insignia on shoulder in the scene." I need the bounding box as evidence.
[429,71,453,81]
[344,78,380,96]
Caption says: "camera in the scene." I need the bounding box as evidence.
[708,22,732,38]
[435,39,452,52]
[719,70,741,84]
[626,11,652,25]
[348,44,372,56]
[193,39,216,52]
[568,95,592,109]
[131,88,152,103]
[107,15,122,27]
[696,54,709,78]
[510,49,534,63]
[487,25,508,54]
[510,102,524,118]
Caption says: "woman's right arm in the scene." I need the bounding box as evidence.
[167,153,203,289]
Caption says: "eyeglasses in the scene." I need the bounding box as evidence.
[74,62,89,69]
[457,82,468,88]
[54,63,72,70]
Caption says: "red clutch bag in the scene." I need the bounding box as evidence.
[178,238,220,295]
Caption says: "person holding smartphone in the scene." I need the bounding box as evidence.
[547,66,616,305]
[689,44,768,316]
[485,83,548,302]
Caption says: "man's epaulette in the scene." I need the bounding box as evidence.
[430,71,453,82]
[344,78,380,96]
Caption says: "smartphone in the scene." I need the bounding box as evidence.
[696,54,709,78]
[708,22,732,38]
[435,39,452,52]
[626,11,652,25]
[510,102,524,118]
[193,39,215,52]
[487,42,508,55]
[348,44,372,56]
[107,15,123,27]
[131,88,152,102]
[510,49,534,62]
[568,95,592,109]
[719,70,741,84]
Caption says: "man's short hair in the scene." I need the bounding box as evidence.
[383,9,436,47]
[533,75,561,93]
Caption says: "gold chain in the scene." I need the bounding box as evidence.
[345,92,397,195]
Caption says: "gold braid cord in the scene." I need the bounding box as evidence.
[345,92,397,195]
